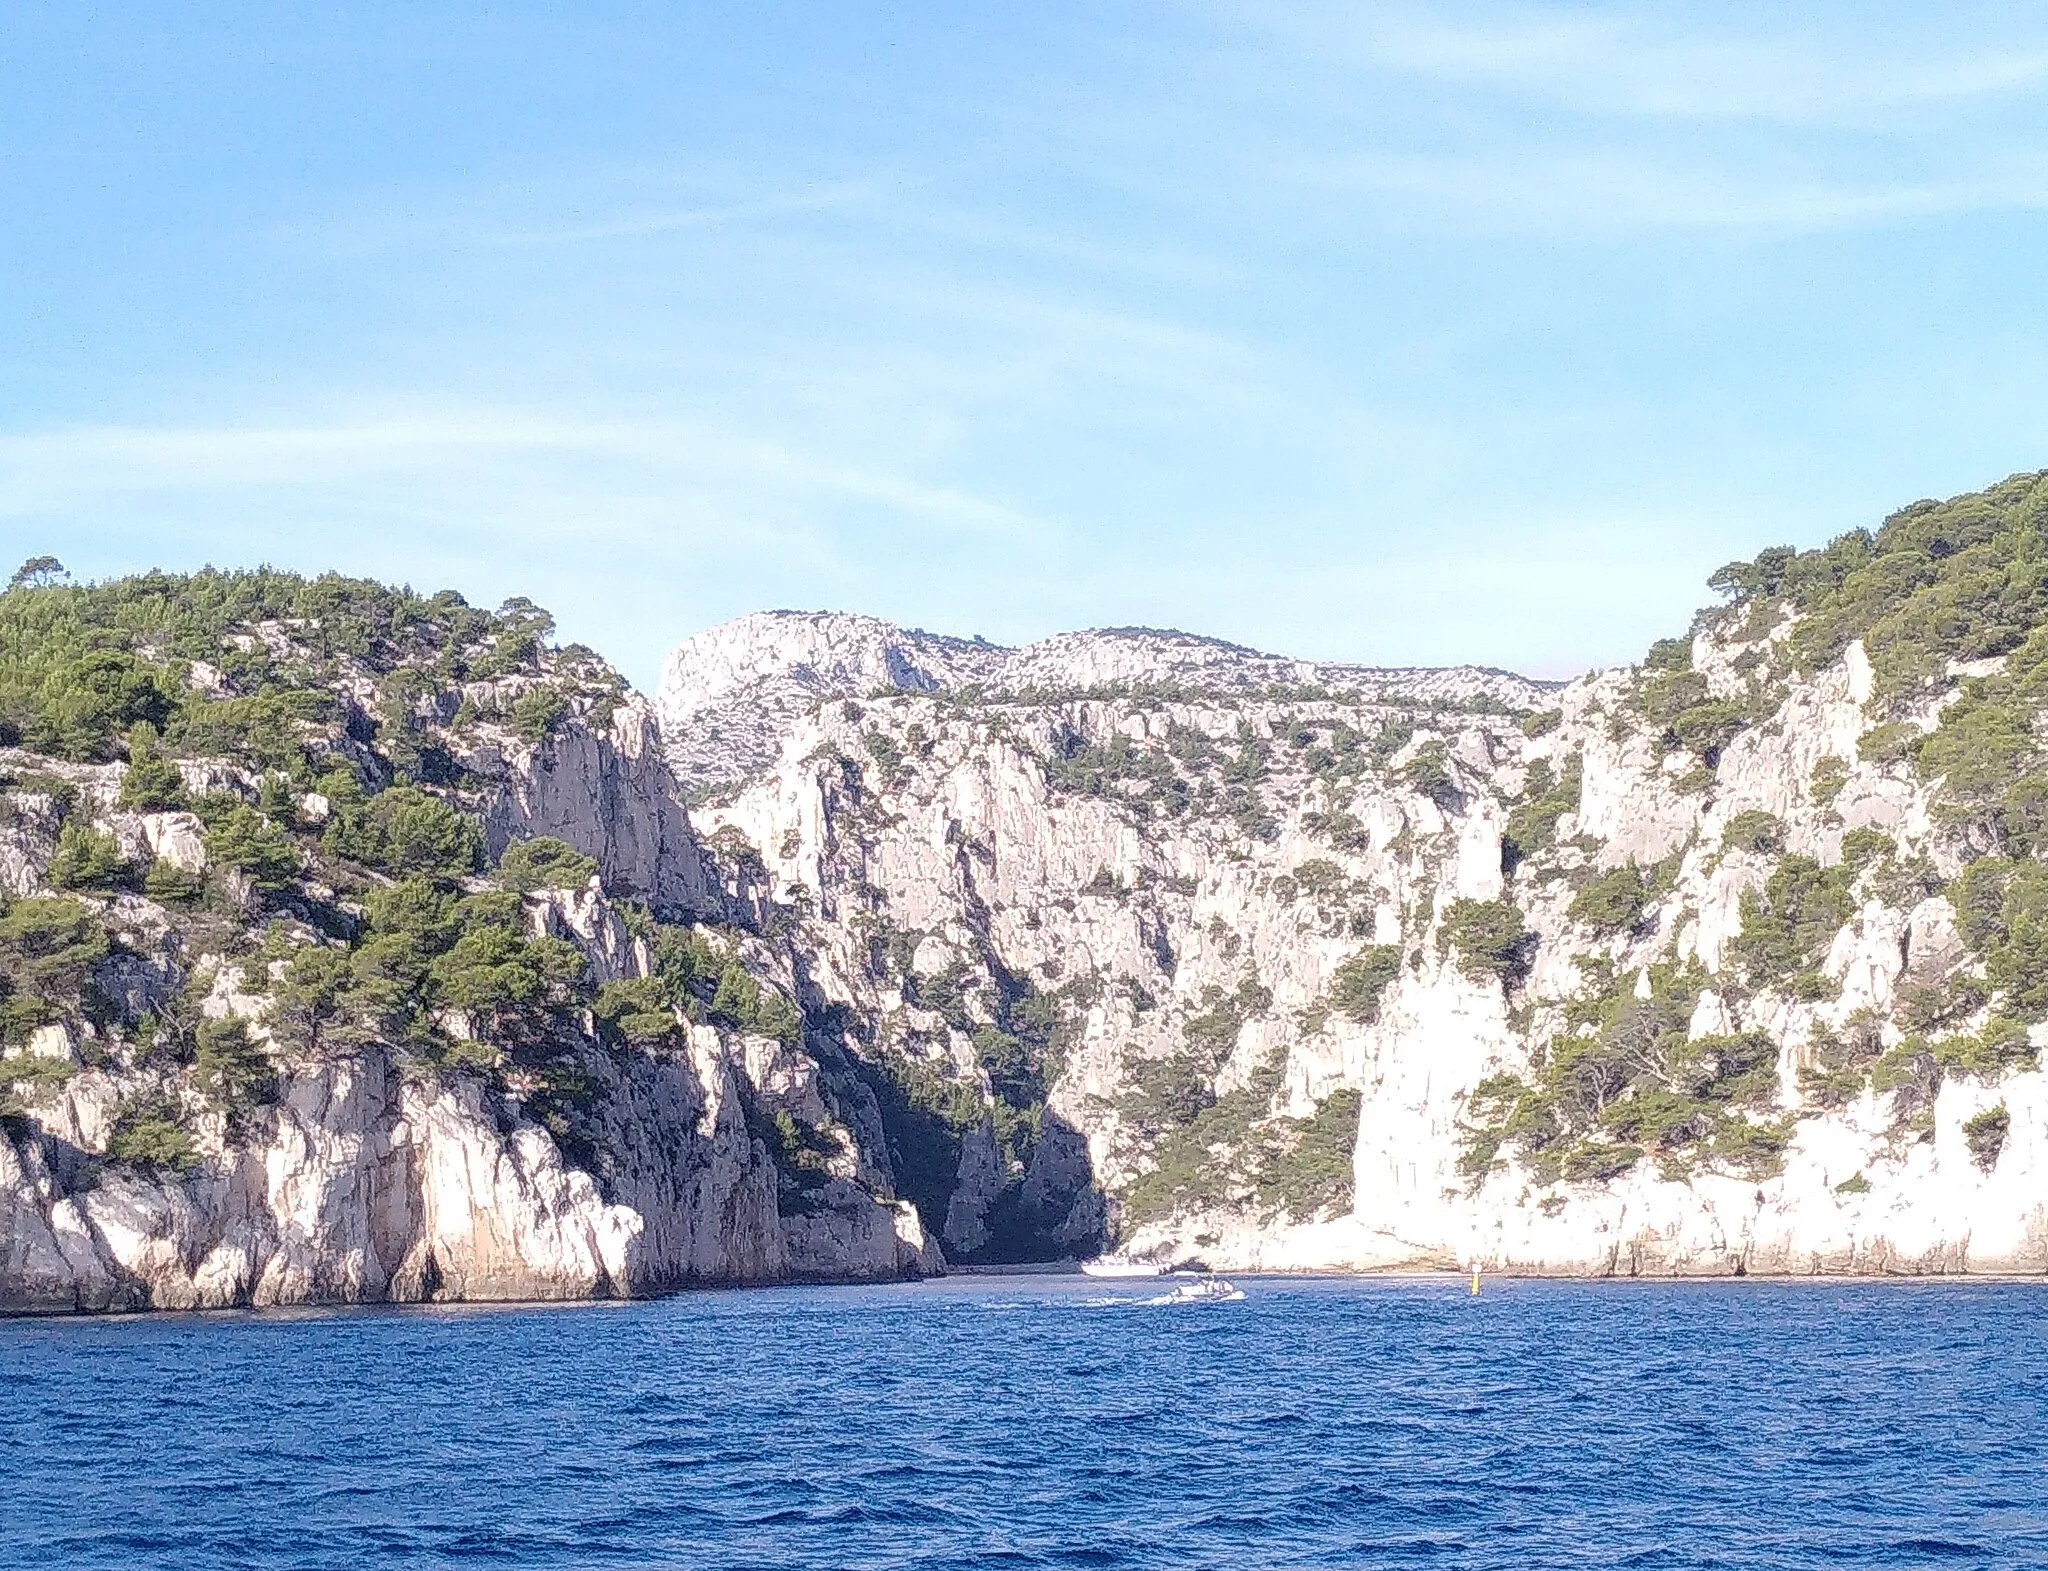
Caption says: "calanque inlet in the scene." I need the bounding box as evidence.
[6,471,2048,1314]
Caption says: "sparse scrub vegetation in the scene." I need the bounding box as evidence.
[494,835,600,892]
[510,685,569,742]
[1459,959,1787,1186]
[1629,634,1763,762]
[1728,856,1854,997]
[1119,1053,1361,1227]
[103,1094,198,1173]
[1965,1104,2011,1169]
[0,896,111,1046]
[1722,810,1785,856]
[1400,739,1457,806]
[1325,946,1402,1024]
[1808,756,1849,808]
[47,823,131,892]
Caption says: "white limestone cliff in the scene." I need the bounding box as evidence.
[663,608,2048,1278]
[9,571,2047,1317]
[0,1021,940,1314]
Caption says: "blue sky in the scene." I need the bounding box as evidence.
[7,2,2048,688]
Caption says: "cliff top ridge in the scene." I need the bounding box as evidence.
[655,609,1563,786]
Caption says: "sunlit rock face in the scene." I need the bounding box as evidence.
[654,597,2048,1279]
[0,1024,941,1315]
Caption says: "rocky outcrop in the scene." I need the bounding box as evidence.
[0,1011,940,1316]
[477,696,719,917]
[0,697,937,1313]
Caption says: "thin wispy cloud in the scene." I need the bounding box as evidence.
[1246,2,2048,127]
[1297,145,2048,236]
[489,187,889,249]
[276,176,890,258]
[0,411,1055,545]
[1186,2,2048,238]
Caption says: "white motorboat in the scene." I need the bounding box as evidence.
[1155,1276,1243,1303]
[1080,1257,1165,1278]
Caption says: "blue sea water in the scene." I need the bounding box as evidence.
[2,1275,2044,1569]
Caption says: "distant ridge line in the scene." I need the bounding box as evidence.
[653,608,1564,786]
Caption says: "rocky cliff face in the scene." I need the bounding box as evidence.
[3,1038,938,1315]
[657,475,2048,1277]
[483,693,719,916]
[11,474,2048,1315]
[0,580,938,1314]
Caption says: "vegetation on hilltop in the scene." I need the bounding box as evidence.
[0,560,829,1196]
[0,560,624,771]
[1706,470,2048,703]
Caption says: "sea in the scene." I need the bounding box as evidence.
[2,1275,2043,1569]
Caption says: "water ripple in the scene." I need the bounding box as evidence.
[1,1277,2043,1569]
